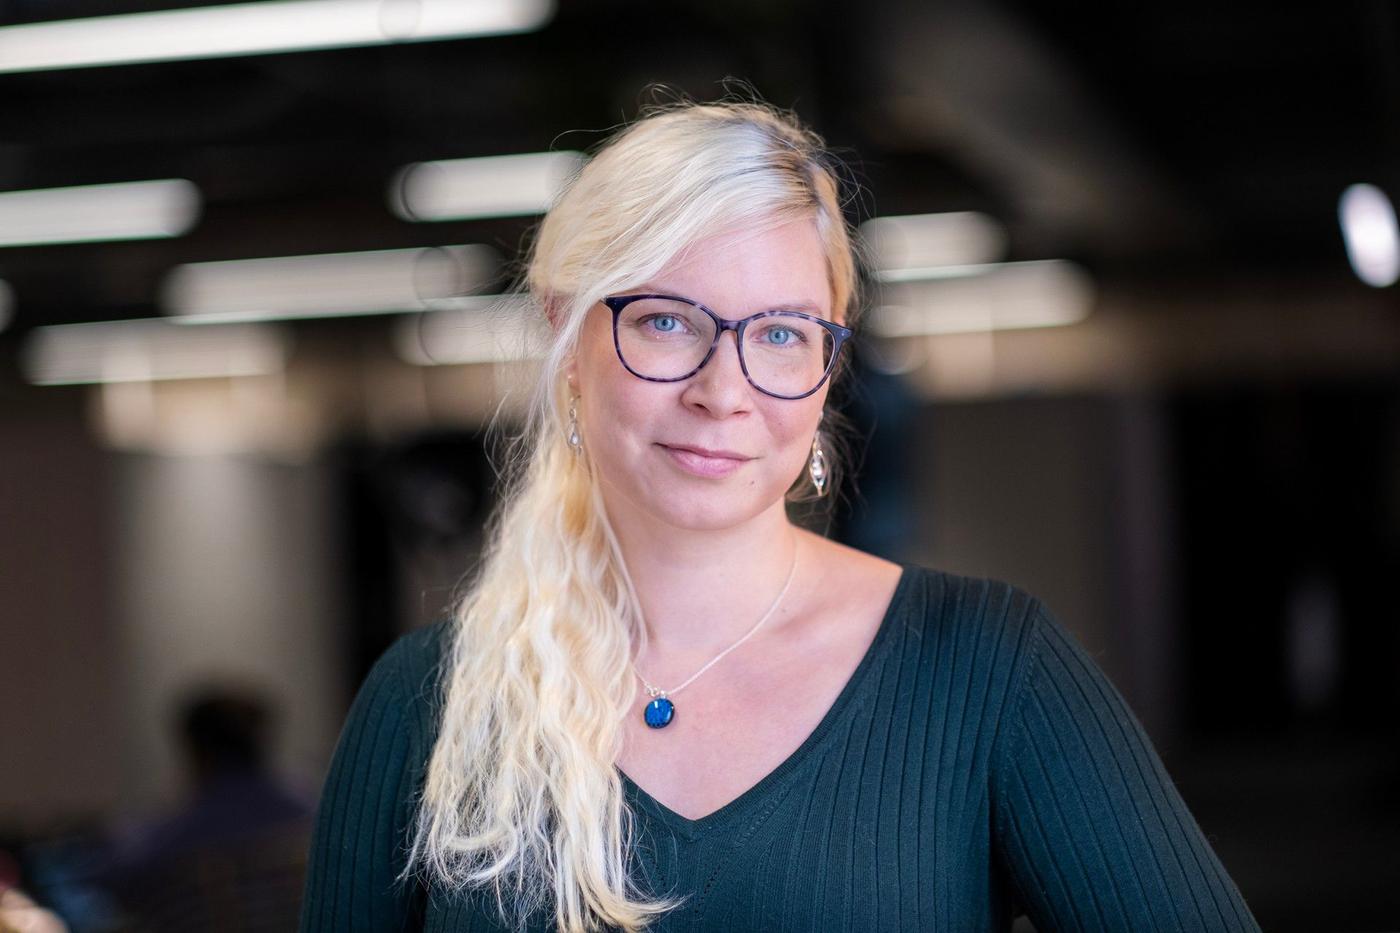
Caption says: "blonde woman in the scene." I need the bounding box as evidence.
[300,100,1261,932]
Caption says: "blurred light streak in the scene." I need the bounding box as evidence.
[391,151,585,221]
[860,212,1008,270]
[869,260,1093,336]
[1286,569,1342,712]
[22,318,289,385]
[1338,183,1400,288]
[0,0,555,74]
[860,332,927,376]
[394,295,540,365]
[0,180,200,247]
[162,244,497,323]
[0,279,13,332]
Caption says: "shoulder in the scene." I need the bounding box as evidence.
[317,621,453,817]
[304,624,450,927]
[352,619,453,739]
[383,618,452,688]
[799,531,1048,654]
[887,562,1044,647]
[883,563,1053,700]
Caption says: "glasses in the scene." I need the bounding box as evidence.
[601,293,853,400]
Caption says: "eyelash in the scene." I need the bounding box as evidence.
[756,324,807,346]
[638,314,810,346]
[638,313,695,334]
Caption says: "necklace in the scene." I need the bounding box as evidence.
[633,539,800,729]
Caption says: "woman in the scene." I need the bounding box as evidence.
[300,100,1261,931]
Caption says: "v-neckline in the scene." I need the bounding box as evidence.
[617,563,916,841]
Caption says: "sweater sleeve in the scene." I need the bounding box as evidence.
[990,601,1261,932]
[299,631,437,932]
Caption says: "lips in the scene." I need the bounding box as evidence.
[661,444,752,461]
[658,443,752,478]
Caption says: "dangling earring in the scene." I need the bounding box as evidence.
[808,428,828,497]
[567,396,583,454]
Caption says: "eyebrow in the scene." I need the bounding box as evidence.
[629,285,828,315]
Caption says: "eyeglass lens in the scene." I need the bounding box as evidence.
[614,298,835,397]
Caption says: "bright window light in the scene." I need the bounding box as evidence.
[1338,183,1400,288]
[22,318,289,385]
[860,212,1008,272]
[162,244,498,323]
[390,151,585,221]
[870,260,1093,336]
[0,179,200,247]
[0,0,554,74]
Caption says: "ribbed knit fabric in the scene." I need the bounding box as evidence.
[299,565,1261,931]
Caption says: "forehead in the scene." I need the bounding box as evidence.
[647,217,831,316]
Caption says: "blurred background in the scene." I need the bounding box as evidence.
[2,0,1398,929]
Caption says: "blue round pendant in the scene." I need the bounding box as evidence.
[643,697,675,729]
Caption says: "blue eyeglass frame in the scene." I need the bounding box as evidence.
[601,293,854,400]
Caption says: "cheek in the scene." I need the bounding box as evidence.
[574,324,630,426]
[577,365,665,462]
[574,317,611,389]
[591,394,653,451]
[763,406,823,477]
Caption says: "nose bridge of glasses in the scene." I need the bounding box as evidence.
[702,322,747,374]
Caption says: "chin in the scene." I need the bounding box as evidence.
[621,482,759,532]
[659,500,755,532]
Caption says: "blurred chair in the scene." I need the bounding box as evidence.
[116,821,308,933]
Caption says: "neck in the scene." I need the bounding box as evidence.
[601,494,803,657]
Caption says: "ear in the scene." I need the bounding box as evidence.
[542,290,568,334]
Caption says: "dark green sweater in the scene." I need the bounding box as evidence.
[300,565,1261,931]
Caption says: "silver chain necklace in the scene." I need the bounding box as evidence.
[633,538,800,729]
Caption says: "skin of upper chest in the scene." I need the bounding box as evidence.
[616,552,902,821]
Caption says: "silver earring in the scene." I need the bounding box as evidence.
[567,397,583,453]
[808,429,828,497]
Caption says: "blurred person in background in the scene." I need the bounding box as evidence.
[99,685,312,931]
[2,685,311,933]
[300,96,1262,931]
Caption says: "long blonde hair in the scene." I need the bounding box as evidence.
[405,97,862,932]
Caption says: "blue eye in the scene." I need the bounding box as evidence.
[765,327,796,345]
[652,315,678,332]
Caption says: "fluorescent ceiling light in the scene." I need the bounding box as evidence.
[163,244,498,323]
[23,318,289,386]
[0,280,13,332]
[861,212,1008,271]
[870,260,1093,336]
[1338,183,1399,288]
[395,295,540,365]
[0,179,200,247]
[390,151,585,221]
[0,0,554,74]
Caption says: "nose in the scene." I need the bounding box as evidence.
[679,329,753,416]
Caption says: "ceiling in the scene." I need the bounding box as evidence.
[0,0,1396,338]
